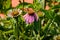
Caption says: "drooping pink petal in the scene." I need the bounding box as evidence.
[34,13,39,21]
[11,0,20,8]
[23,13,38,24]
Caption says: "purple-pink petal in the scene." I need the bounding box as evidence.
[23,13,38,24]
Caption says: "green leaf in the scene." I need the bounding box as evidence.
[5,0,11,9]
[52,5,60,9]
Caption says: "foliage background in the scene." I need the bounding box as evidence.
[0,0,60,40]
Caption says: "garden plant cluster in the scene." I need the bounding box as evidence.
[0,0,60,40]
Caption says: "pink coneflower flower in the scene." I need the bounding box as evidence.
[23,13,38,24]
[23,8,38,24]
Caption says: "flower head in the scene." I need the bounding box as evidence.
[7,9,22,17]
[23,8,38,24]
[23,13,38,24]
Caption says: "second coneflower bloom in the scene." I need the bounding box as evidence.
[23,8,38,24]
[7,9,22,18]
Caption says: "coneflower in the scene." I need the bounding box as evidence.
[23,13,38,24]
[23,8,38,24]
[7,9,22,17]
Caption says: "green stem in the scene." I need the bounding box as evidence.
[14,16,19,40]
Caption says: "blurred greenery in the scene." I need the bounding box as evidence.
[0,0,60,40]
